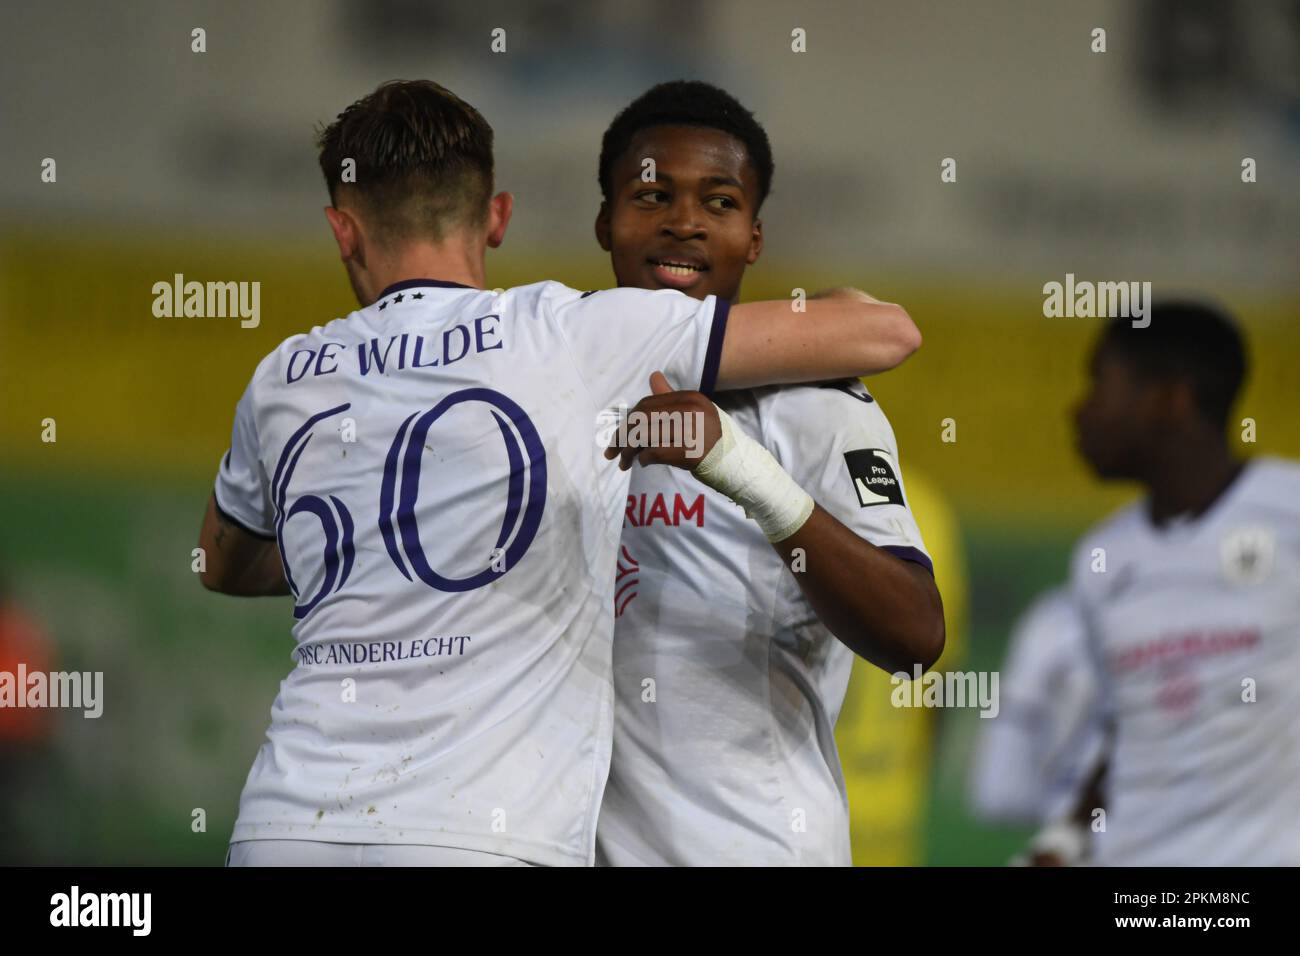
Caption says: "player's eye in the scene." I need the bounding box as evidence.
[705,196,738,211]
[634,189,669,205]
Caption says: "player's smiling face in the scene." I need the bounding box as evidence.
[597,125,763,303]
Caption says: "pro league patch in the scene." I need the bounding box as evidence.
[843,448,905,507]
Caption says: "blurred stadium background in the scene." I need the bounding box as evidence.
[0,0,1296,864]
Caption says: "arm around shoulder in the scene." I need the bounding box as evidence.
[718,291,919,390]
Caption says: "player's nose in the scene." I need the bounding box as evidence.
[660,200,706,239]
[660,221,707,242]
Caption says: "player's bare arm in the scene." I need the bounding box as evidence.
[717,294,920,390]
[197,494,289,597]
[608,373,944,672]
[771,507,944,672]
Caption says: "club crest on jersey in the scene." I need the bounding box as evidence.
[1220,526,1274,585]
[844,448,904,508]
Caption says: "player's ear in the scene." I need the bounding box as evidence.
[595,202,611,252]
[746,216,764,266]
[486,192,513,249]
[324,206,359,261]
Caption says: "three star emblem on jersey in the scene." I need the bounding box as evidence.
[844,448,905,508]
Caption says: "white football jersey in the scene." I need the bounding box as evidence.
[596,379,932,866]
[213,278,729,866]
[969,587,1104,826]
[1069,456,1300,866]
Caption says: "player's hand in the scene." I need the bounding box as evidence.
[603,371,722,472]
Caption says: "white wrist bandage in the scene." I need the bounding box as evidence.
[692,405,814,543]
[1012,820,1090,867]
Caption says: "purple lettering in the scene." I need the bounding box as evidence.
[315,341,343,377]
[411,335,438,369]
[358,336,399,376]
[474,314,503,353]
[287,348,316,384]
[442,325,471,366]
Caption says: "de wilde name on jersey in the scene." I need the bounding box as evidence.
[285,315,504,385]
[624,493,705,528]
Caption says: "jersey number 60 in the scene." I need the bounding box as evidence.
[273,390,547,619]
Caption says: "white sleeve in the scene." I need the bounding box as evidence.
[212,379,275,538]
[763,380,932,575]
[547,285,730,409]
[1068,535,1117,730]
[969,589,1102,825]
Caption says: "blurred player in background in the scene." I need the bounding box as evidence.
[199,79,919,866]
[1069,302,1300,865]
[590,81,945,866]
[968,586,1104,865]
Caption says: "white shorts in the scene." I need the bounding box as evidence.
[226,840,536,867]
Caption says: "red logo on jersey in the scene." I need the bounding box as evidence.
[1110,629,1262,718]
[623,493,705,528]
[615,495,704,617]
[1155,671,1200,716]
[1109,628,1260,675]
[615,546,639,618]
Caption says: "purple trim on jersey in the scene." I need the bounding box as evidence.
[882,545,934,577]
[212,492,276,541]
[819,379,875,404]
[376,278,476,299]
[699,297,730,397]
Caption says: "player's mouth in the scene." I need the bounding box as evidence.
[648,256,708,290]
